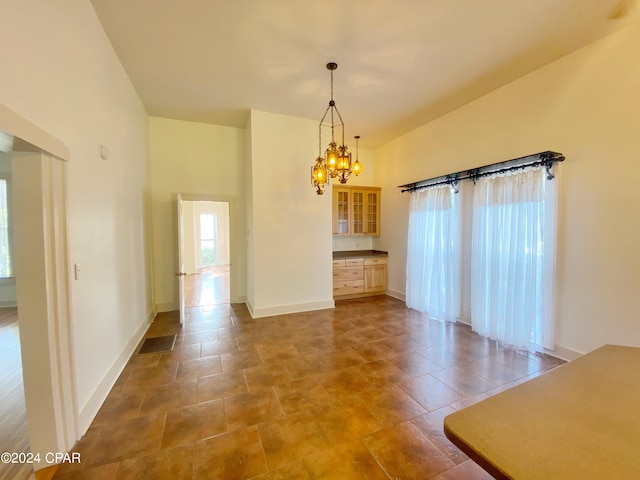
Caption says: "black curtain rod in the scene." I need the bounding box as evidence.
[399,151,565,193]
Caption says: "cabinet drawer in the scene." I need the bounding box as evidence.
[332,259,346,268]
[333,280,365,296]
[345,258,364,267]
[364,257,387,266]
[333,267,364,281]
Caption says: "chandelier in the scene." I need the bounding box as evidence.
[311,62,362,195]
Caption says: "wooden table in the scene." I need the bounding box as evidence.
[444,345,640,479]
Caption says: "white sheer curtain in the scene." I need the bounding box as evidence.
[470,167,555,352]
[406,185,460,321]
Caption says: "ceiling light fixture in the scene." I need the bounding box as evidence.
[311,62,362,195]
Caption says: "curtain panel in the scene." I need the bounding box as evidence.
[406,185,460,322]
[470,167,554,352]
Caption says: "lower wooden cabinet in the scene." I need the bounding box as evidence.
[332,258,364,296]
[333,256,387,299]
[364,257,388,293]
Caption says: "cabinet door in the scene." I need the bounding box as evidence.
[351,190,365,235]
[332,188,351,235]
[332,186,381,237]
[365,190,380,236]
[364,264,387,293]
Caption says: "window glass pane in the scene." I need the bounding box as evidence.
[200,213,215,240]
[0,179,11,278]
[199,213,217,267]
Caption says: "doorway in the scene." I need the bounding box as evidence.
[181,200,231,307]
[0,104,76,475]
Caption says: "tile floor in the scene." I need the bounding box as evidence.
[53,296,564,479]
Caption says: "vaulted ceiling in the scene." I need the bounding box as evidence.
[90,0,639,147]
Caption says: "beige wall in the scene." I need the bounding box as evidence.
[373,22,640,356]
[149,116,245,310]
[246,110,334,317]
[0,0,154,428]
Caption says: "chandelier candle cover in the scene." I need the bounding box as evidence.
[311,62,362,194]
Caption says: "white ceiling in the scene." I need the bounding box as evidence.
[90,0,639,147]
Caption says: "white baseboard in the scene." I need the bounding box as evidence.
[77,310,154,435]
[385,289,406,301]
[157,297,246,312]
[249,299,335,319]
[156,302,176,313]
[457,317,472,326]
[245,298,255,317]
[230,295,246,304]
[545,344,583,362]
[0,300,17,307]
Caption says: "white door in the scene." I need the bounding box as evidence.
[176,193,186,324]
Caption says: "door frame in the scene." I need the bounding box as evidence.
[0,102,77,465]
[176,193,186,323]
[177,194,237,304]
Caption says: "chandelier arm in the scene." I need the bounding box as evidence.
[318,104,332,156]
[318,104,332,126]
[332,107,345,127]
[330,106,335,143]
[334,108,346,146]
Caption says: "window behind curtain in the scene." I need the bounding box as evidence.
[406,185,461,322]
[405,166,557,353]
[470,168,555,352]
[0,178,12,278]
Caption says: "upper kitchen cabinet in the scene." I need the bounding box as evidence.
[332,185,381,236]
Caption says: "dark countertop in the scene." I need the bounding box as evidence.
[333,249,388,259]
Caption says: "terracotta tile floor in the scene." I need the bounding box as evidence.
[54,296,564,479]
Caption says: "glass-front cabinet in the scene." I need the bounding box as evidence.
[352,190,364,234]
[332,186,381,236]
[334,188,350,235]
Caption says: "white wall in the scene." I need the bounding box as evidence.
[149,116,245,310]
[246,110,334,317]
[0,0,154,431]
[374,22,640,356]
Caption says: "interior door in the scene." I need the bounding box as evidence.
[176,193,186,324]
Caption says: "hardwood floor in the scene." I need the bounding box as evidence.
[52,296,564,479]
[184,265,230,307]
[0,307,32,480]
